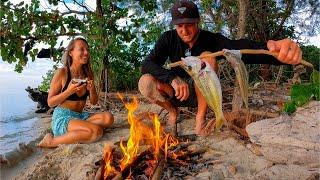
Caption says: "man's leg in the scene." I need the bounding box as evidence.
[195,51,218,135]
[138,74,179,136]
[194,85,207,135]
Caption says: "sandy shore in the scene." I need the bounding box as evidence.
[0,101,165,180]
[1,98,319,179]
[0,114,51,179]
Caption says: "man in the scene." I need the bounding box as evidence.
[138,0,302,136]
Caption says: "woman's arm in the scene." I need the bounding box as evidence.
[47,68,79,107]
[86,78,98,105]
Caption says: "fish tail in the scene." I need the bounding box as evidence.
[214,116,226,132]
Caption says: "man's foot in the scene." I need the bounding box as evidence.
[195,116,206,136]
[164,107,179,137]
[167,107,179,125]
[38,133,56,148]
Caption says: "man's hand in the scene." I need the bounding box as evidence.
[267,38,302,65]
[171,77,189,101]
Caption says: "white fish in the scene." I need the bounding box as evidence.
[223,49,249,109]
[180,56,226,131]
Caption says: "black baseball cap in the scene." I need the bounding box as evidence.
[171,0,200,25]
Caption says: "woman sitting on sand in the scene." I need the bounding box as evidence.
[38,37,114,148]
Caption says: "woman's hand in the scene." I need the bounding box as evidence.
[86,79,95,92]
[67,80,86,94]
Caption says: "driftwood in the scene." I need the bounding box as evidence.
[107,147,158,179]
[25,86,51,113]
[151,155,165,180]
[94,166,103,180]
[204,108,280,137]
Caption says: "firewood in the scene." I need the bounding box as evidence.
[151,158,165,180]
[170,142,193,153]
[167,158,188,166]
[94,166,103,180]
[111,173,122,180]
[228,124,248,137]
[177,134,197,142]
[117,147,155,179]
[240,109,279,118]
[177,148,207,160]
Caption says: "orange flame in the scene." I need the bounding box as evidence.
[103,94,180,178]
[103,145,116,178]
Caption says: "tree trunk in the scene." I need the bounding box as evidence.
[259,0,271,81]
[96,0,109,92]
[232,0,248,112]
[237,0,248,39]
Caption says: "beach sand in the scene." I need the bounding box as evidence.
[1,100,166,179]
[2,97,319,179]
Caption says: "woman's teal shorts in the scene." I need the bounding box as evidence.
[51,107,90,137]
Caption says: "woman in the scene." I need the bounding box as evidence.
[38,37,114,148]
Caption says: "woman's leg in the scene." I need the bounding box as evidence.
[38,119,103,148]
[87,112,114,128]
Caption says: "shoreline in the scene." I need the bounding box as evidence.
[0,115,52,180]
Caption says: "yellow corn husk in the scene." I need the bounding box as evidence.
[181,56,226,131]
[223,49,249,109]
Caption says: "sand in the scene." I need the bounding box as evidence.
[2,97,319,180]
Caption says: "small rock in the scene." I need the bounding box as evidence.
[228,165,237,175]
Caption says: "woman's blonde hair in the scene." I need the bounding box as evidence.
[61,37,93,79]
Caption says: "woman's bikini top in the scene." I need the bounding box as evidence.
[62,67,89,101]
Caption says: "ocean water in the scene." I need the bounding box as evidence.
[0,58,56,155]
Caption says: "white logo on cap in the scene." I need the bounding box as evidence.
[178,7,186,14]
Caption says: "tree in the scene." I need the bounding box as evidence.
[0,0,160,91]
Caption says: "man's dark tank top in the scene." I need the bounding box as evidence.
[61,67,89,101]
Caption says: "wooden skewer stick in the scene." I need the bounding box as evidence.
[167,61,185,68]
[167,49,314,68]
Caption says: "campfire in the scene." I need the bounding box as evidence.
[94,94,207,179]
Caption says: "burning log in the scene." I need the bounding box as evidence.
[97,95,200,179]
[151,158,165,180]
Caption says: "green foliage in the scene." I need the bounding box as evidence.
[38,66,57,92]
[301,45,320,70]
[311,70,320,84]
[1,0,159,91]
[1,0,318,92]
[283,102,296,115]
[283,70,320,114]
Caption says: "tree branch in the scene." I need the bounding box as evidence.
[73,0,91,12]
[62,0,72,11]
[60,10,89,16]
[272,0,294,39]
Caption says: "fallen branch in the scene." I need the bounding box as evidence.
[240,109,279,118]
[151,156,165,180]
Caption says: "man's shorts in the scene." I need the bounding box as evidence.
[51,107,90,137]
